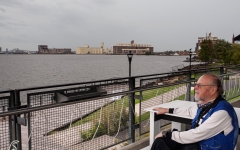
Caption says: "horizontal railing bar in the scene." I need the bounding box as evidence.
[15,67,225,92]
[102,123,173,149]
[0,81,188,117]
[220,72,240,77]
[100,138,131,150]
[26,80,129,96]
[224,65,240,69]
[140,73,187,82]
[0,89,14,94]
[16,78,129,92]
[0,96,11,99]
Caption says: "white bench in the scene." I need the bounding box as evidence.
[141,100,240,150]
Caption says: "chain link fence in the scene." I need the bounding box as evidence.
[1,66,240,150]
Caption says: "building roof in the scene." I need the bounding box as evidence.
[234,34,240,41]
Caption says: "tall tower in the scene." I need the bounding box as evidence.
[101,42,104,54]
[232,34,235,44]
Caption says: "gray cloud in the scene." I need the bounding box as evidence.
[0,0,240,51]
[91,0,116,6]
[0,7,6,12]
[0,0,22,7]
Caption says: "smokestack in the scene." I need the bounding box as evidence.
[232,34,235,44]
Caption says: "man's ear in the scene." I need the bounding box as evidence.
[212,86,217,94]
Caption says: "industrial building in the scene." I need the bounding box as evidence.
[104,47,113,54]
[38,45,71,54]
[112,40,153,55]
[76,43,104,54]
[195,33,218,52]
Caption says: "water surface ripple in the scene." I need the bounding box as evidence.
[0,55,199,90]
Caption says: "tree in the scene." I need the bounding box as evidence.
[145,51,151,55]
[231,43,240,64]
[198,40,213,63]
[212,39,232,64]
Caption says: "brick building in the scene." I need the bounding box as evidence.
[38,45,71,54]
[113,40,154,55]
[195,33,218,52]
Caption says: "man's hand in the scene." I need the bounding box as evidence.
[155,132,163,139]
[153,107,169,115]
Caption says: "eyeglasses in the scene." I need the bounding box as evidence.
[194,83,216,89]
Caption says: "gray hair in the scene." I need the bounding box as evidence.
[204,73,224,95]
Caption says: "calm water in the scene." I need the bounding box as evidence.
[0,54,199,90]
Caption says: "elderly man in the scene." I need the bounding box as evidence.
[151,74,239,150]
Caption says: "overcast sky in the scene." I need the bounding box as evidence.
[1,0,240,52]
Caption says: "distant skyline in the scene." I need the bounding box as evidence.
[1,0,240,52]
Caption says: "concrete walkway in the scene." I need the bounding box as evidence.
[135,85,187,116]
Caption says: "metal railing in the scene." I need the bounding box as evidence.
[0,90,14,150]
[1,65,240,150]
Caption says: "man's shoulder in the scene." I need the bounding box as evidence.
[215,100,234,111]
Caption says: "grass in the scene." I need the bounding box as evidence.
[135,112,150,123]
[225,86,240,101]
[228,96,240,103]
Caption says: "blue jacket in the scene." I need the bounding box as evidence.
[191,100,239,150]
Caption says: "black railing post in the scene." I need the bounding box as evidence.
[220,66,224,75]
[128,77,135,143]
[139,78,143,136]
[224,66,227,99]
[192,72,196,102]
[129,61,132,77]
[14,90,22,150]
[27,94,32,150]
[186,71,191,101]
[189,48,192,71]
[220,66,226,99]
[9,90,15,147]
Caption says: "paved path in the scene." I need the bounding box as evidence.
[135,85,187,116]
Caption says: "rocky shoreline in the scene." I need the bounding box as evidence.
[179,63,208,71]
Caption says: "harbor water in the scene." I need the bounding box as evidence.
[0,54,200,90]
